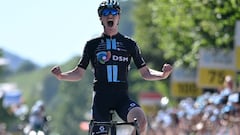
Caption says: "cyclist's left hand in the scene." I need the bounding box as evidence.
[162,64,173,78]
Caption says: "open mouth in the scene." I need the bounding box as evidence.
[107,21,114,27]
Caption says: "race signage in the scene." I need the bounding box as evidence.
[197,48,235,88]
[3,90,22,107]
[236,47,240,70]
[171,67,202,98]
[139,92,161,116]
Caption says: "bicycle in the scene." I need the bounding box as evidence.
[88,110,140,135]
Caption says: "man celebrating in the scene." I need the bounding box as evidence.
[51,0,172,134]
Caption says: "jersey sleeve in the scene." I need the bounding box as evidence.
[77,42,90,69]
[131,42,146,69]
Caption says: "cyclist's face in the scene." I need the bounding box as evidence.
[100,8,120,28]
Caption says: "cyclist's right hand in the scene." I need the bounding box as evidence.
[51,66,62,79]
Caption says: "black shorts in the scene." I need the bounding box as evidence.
[91,90,140,135]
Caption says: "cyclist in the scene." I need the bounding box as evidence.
[29,100,46,130]
[51,0,172,134]
[24,100,49,135]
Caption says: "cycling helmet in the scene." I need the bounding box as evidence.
[35,100,44,107]
[98,0,120,17]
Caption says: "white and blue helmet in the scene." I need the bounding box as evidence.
[98,0,120,17]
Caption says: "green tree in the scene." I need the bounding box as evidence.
[0,98,17,125]
[42,74,59,103]
[0,48,5,80]
[133,0,240,68]
[122,0,172,99]
[119,0,135,36]
[47,57,93,135]
[130,0,240,98]
[0,49,18,130]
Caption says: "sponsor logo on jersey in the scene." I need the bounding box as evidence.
[97,51,129,64]
[128,103,137,111]
[96,51,111,64]
[112,55,128,62]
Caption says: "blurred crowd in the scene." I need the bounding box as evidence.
[0,99,50,135]
[149,75,240,135]
[1,75,239,135]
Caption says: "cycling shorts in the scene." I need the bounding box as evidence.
[91,90,140,135]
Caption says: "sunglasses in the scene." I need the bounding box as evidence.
[102,8,119,16]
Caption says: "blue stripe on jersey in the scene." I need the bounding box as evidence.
[112,65,119,82]
[107,65,113,82]
[111,39,117,50]
[106,38,117,50]
[106,39,111,50]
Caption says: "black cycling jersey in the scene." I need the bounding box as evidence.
[78,32,146,134]
[78,33,146,91]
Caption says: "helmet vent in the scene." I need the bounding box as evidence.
[98,0,120,17]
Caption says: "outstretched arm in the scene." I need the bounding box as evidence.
[139,64,173,81]
[51,66,86,81]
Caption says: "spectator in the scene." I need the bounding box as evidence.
[220,75,234,96]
